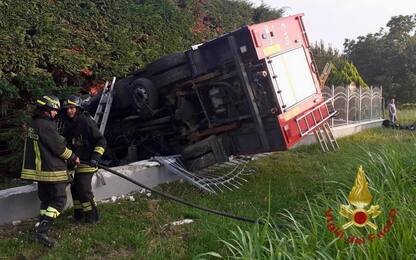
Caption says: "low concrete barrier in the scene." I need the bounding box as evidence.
[0,160,179,225]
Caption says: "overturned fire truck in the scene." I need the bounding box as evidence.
[84,14,337,170]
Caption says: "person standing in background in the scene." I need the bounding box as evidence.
[388,98,398,124]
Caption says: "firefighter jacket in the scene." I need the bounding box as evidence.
[63,112,107,173]
[21,115,76,183]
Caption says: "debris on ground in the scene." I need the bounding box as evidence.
[12,220,21,226]
[167,219,194,226]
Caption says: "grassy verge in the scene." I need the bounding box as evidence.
[383,108,416,124]
[0,127,415,259]
[202,130,416,259]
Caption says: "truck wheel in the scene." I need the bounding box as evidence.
[151,64,191,88]
[112,75,137,110]
[130,78,159,109]
[182,135,229,170]
[185,152,217,171]
[147,52,187,75]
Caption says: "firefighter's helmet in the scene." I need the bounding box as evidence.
[35,95,61,111]
[63,95,82,109]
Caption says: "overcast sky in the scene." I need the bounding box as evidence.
[249,0,416,52]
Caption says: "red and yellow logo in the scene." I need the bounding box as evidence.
[339,166,381,230]
[324,166,397,244]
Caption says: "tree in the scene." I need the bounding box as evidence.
[311,41,368,87]
[252,3,284,23]
[326,61,368,88]
[311,40,342,73]
[344,14,416,102]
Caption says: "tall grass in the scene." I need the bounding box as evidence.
[201,141,416,259]
[391,108,416,124]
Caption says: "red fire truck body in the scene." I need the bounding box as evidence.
[248,14,331,149]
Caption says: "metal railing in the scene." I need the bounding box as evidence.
[321,85,383,126]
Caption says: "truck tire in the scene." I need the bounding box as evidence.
[152,64,191,88]
[112,75,137,110]
[186,152,217,171]
[130,78,159,109]
[147,52,188,76]
[182,135,228,170]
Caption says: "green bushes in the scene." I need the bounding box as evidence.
[328,61,369,88]
[310,41,368,88]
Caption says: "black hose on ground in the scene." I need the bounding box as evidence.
[88,161,281,228]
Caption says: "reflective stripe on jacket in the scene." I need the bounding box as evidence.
[75,164,98,174]
[21,116,74,183]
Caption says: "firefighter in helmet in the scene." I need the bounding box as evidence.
[21,95,80,247]
[62,95,106,223]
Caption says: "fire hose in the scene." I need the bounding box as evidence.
[86,161,281,228]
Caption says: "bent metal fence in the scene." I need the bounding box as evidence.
[321,86,383,126]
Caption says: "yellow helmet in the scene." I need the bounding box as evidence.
[35,95,61,111]
[62,95,82,109]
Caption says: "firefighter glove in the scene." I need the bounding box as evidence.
[91,151,102,162]
[70,154,80,165]
[89,159,98,167]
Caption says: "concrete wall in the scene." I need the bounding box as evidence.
[0,161,179,225]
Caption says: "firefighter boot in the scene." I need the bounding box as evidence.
[73,209,84,223]
[85,206,100,224]
[34,217,56,247]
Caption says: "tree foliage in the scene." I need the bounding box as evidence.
[311,40,342,74]
[328,61,368,88]
[311,41,368,87]
[0,0,283,177]
[344,14,416,101]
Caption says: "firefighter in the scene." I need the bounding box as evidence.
[62,95,106,224]
[21,95,80,247]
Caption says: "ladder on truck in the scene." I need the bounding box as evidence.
[295,99,339,152]
[94,77,116,134]
[92,77,116,187]
[313,121,339,152]
[319,62,333,87]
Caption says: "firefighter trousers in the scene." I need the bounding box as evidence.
[71,172,98,221]
[37,182,67,219]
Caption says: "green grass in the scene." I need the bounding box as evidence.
[1,128,416,259]
[202,131,416,259]
[382,108,416,124]
[396,109,416,124]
